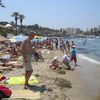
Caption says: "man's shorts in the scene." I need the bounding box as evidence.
[70,56,77,62]
[23,54,33,71]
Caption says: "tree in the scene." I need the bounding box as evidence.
[0,0,5,7]
[11,12,19,35]
[19,14,25,32]
[62,31,67,36]
[10,21,15,26]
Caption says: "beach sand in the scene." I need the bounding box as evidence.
[3,50,93,100]
[77,55,100,100]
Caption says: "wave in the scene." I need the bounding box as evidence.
[78,54,100,65]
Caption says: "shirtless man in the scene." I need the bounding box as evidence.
[20,33,34,89]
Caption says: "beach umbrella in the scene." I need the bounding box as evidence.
[9,38,16,42]
[31,37,47,42]
[32,35,42,42]
[34,35,42,39]
[9,35,28,43]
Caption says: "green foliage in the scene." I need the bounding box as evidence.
[10,21,15,26]
[0,0,5,7]
[0,21,68,37]
[0,27,13,36]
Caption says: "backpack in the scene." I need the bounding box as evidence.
[0,85,12,98]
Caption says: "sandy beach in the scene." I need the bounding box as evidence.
[0,0,100,99]
[2,49,93,100]
[77,54,100,100]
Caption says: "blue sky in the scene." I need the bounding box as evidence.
[0,0,100,30]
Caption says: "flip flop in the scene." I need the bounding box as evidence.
[24,85,31,89]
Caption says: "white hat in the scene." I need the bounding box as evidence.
[53,56,58,60]
[72,45,75,48]
[32,46,35,49]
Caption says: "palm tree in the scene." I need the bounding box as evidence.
[0,0,5,7]
[11,12,19,35]
[19,14,25,32]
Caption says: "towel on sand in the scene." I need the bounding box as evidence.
[6,75,39,85]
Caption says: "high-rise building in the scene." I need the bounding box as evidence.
[74,28,81,33]
[98,25,100,31]
[63,27,82,35]
[64,27,75,35]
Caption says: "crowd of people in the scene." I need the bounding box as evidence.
[19,34,77,89]
[50,38,77,70]
[0,33,77,90]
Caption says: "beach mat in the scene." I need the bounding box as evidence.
[10,90,41,99]
[6,75,39,85]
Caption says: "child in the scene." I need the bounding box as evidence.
[49,56,59,69]
[63,53,71,70]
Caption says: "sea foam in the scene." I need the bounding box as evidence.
[78,54,100,65]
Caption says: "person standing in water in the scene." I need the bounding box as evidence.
[66,41,70,54]
[71,41,75,47]
[83,38,87,46]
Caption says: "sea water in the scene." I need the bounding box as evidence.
[65,37,100,99]
[64,37,100,63]
[75,37,100,62]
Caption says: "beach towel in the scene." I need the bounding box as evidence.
[11,90,41,99]
[6,75,39,85]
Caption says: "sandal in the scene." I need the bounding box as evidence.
[24,85,30,89]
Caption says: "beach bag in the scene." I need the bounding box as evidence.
[0,85,12,98]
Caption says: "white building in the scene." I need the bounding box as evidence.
[74,28,81,33]
[98,25,100,31]
[63,27,82,35]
